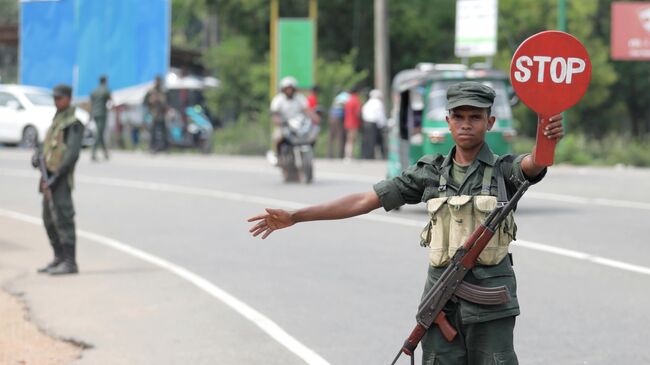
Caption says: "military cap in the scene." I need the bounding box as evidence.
[446,81,496,110]
[52,84,72,98]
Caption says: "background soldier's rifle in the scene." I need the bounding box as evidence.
[390,180,531,365]
[35,147,58,227]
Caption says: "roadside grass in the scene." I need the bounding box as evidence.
[208,120,649,167]
[514,134,650,167]
[212,115,270,156]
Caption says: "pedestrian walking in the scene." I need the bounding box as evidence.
[90,75,111,161]
[361,89,387,159]
[248,81,565,364]
[343,87,362,162]
[144,75,168,152]
[31,84,84,275]
[307,85,320,112]
[328,90,349,159]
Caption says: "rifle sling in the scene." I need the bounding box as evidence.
[496,159,508,205]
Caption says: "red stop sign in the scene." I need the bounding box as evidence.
[510,31,592,166]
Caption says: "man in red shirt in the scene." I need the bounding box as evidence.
[307,86,319,112]
[343,87,361,161]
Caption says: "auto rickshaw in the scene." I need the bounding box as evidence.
[386,63,517,178]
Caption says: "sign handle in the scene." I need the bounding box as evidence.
[533,114,557,166]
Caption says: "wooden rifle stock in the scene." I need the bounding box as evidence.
[433,312,457,342]
[398,312,457,358]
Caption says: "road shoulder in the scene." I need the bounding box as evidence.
[0,213,302,365]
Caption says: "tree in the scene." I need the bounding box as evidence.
[388,0,456,74]
[202,36,268,122]
[0,1,18,24]
[175,0,649,141]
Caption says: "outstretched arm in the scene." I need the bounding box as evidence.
[248,191,381,239]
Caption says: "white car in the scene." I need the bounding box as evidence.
[0,84,94,148]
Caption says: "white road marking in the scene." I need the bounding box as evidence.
[0,208,331,365]
[1,168,648,277]
[515,240,650,275]
[525,191,650,211]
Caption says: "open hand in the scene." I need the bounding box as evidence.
[247,208,295,239]
[544,114,564,140]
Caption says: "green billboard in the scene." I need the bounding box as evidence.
[277,19,314,89]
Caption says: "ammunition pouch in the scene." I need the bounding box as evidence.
[44,107,78,172]
[421,195,516,267]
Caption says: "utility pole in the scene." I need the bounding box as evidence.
[270,0,279,101]
[557,0,567,32]
[374,0,390,112]
[309,0,317,87]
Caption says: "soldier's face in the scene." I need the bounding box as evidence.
[446,106,495,150]
[54,95,71,110]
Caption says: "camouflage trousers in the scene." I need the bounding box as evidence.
[92,116,108,158]
[42,178,76,257]
[420,267,518,365]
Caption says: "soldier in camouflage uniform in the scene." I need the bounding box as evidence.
[90,75,111,161]
[32,84,84,275]
[144,75,168,152]
[248,82,565,364]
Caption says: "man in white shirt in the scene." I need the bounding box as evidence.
[271,77,309,123]
[268,76,317,164]
[361,89,387,159]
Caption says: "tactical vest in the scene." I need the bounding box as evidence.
[43,107,79,183]
[419,161,517,267]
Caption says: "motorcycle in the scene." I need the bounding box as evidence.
[166,105,214,154]
[278,114,319,183]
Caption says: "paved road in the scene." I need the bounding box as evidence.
[1,149,649,364]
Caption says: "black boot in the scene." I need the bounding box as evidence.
[37,257,63,273]
[49,245,78,275]
[37,244,64,274]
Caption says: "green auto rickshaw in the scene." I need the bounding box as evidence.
[387,63,517,178]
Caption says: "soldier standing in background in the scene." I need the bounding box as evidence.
[144,75,168,152]
[90,75,111,161]
[31,84,84,275]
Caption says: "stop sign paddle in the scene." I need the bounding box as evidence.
[510,30,591,166]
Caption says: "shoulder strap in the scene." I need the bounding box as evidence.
[481,166,493,195]
[495,157,508,205]
[438,174,448,197]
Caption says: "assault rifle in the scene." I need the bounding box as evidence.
[390,179,531,365]
[35,148,58,227]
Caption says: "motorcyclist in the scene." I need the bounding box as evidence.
[268,76,320,165]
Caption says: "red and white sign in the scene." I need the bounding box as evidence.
[510,31,592,166]
[611,2,650,60]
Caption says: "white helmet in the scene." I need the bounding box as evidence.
[279,76,298,89]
